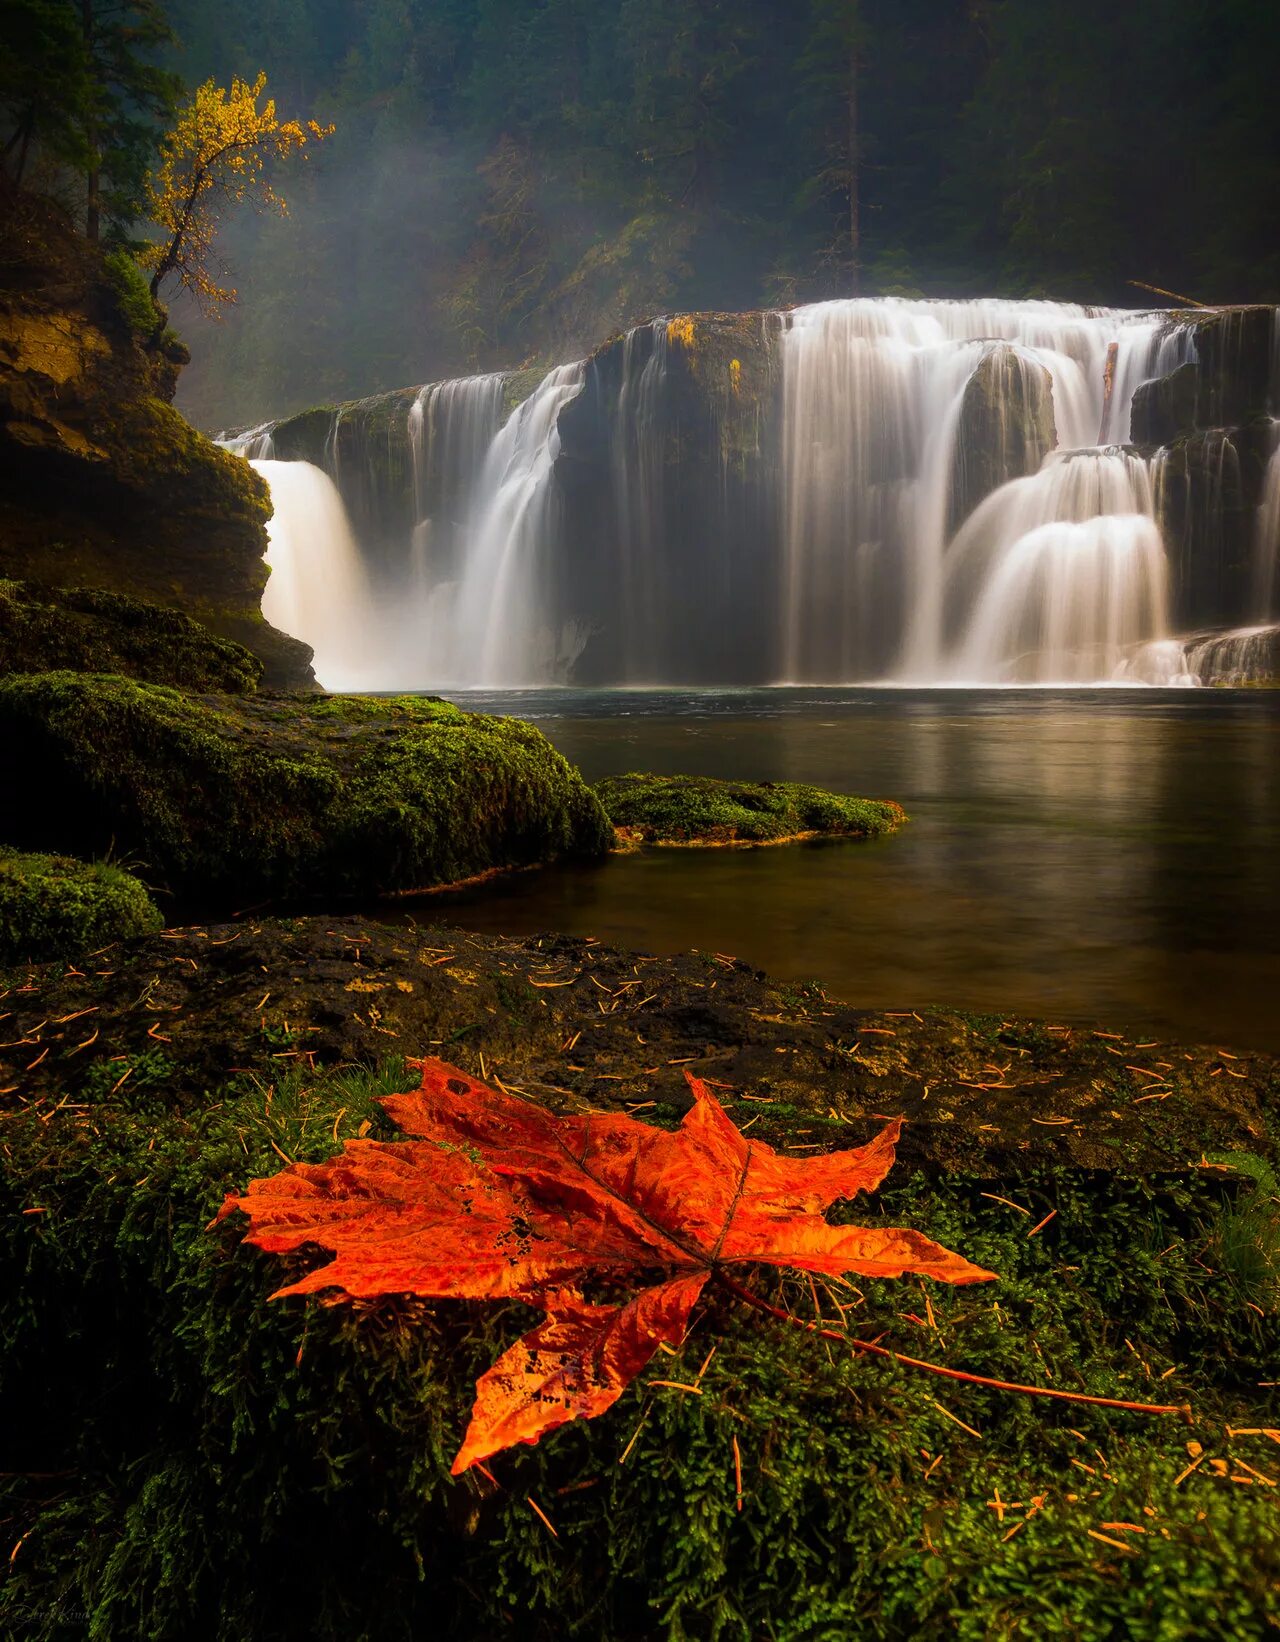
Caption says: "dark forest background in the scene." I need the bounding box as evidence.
[121,0,1280,423]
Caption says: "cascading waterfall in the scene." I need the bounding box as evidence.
[431,362,586,687]
[249,459,375,689]
[230,296,1280,690]
[777,298,1184,683]
[944,451,1167,682]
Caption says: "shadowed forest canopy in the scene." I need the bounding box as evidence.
[107,0,1280,423]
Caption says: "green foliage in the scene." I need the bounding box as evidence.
[0,848,162,963]
[102,246,164,334]
[0,580,263,692]
[596,772,905,844]
[0,673,613,904]
[1,1055,1276,1639]
[0,0,179,235]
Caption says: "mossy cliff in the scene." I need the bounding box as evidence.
[0,189,313,689]
[1,917,1276,1639]
[948,343,1055,535]
[557,311,782,683]
[0,674,612,905]
[0,578,262,692]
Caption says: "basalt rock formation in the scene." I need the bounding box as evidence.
[0,188,313,689]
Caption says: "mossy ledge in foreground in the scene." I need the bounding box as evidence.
[1,918,1276,1640]
[0,849,162,963]
[0,675,612,904]
[597,772,906,846]
[0,579,263,693]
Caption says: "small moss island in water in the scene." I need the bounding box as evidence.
[597,771,906,846]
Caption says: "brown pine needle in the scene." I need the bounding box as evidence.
[932,1400,982,1438]
[716,1272,1188,1419]
[732,1436,743,1512]
[526,1496,558,1538]
[1027,1209,1058,1238]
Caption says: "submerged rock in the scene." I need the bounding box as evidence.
[0,675,612,903]
[0,579,263,692]
[0,848,162,963]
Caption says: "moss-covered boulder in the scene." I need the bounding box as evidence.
[0,579,263,692]
[0,849,161,963]
[0,190,313,689]
[0,674,612,902]
[597,772,905,845]
[949,343,1055,533]
[1,919,1276,1640]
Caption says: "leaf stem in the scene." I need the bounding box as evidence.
[713,1270,1190,1420]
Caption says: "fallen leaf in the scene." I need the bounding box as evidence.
[218,1059,992,1472]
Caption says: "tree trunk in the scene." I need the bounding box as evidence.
[81,0,100,241]
[847,37,860,295]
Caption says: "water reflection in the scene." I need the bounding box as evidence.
[415,689,1280,1050]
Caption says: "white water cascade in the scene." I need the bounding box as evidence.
[777,298,1186,682]
[944,451,1167,682]
[250,459,376,690]
[426,362,586,687]
[224,297,1280,690]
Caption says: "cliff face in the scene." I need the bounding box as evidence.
[0,189,314,688]
[1132,307,1278,629]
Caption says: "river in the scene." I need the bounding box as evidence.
[415,687,1280,1051]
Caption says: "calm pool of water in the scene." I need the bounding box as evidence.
[414,688,1280,1051]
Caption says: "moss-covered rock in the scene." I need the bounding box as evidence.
[0,579,263,692]
[0,190,313,689]
[949,343,1055,533]
[0,919,1276,1640]
[597,772,905,846]
[0,674,612,903]
[0,848,161,963]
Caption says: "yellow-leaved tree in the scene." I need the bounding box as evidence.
[142,72,333,315]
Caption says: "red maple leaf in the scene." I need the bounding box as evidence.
[217,1059,996,1472]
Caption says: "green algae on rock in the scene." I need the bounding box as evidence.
[0,675,612,903]
[1,917,1276,1641]
[597,772,906,846]
[0,580,263,693]
[0,849,162,964]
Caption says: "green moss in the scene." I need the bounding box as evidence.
[0,580,262,692]
[0,1054,1275,1640]
[0,674,613,903]
[597,772,906,845]
[101,248,163,339]
[0,849,162,963]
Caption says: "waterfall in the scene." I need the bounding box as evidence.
[1122,624,1280,686]
[776,298,1180,682]
[219,421,276,458]
[229,296,1278,690]
[944,451,1167,682]
[1253,422,1280,619]
[436,363,586,687]
[250,459,374,690]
